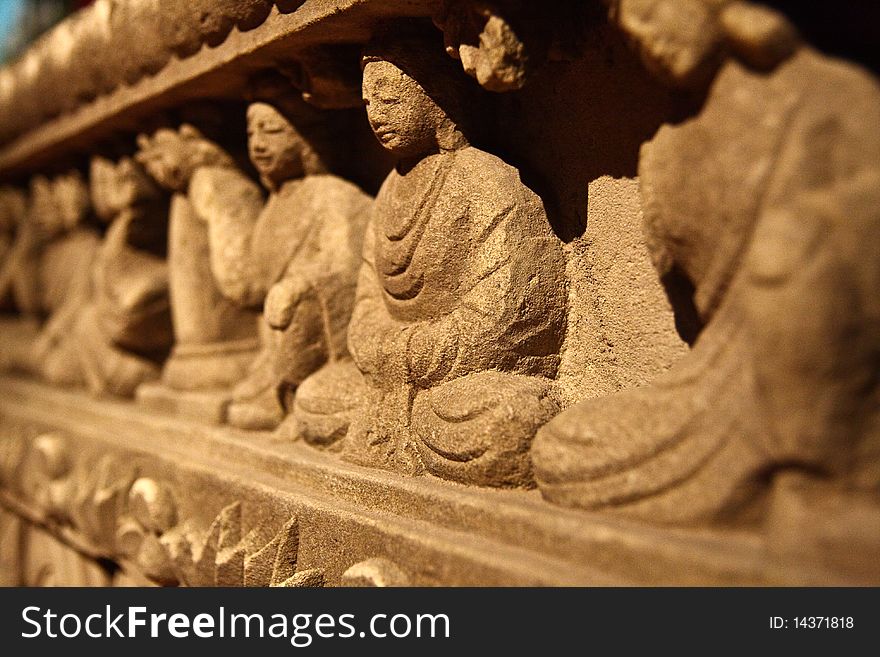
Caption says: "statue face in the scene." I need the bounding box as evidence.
[247,102,305,186]
[362,60,445,159]
[91,156,159,221]
[136,124,235,193]
[135,129,192,192]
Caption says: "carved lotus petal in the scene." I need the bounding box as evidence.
[33,433,70,480]
[128,478,177,534]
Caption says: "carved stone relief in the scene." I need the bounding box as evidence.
[341,558,410,587]
[607,0,798,89]
[0,160,172,397]
[292,36,567,488]
[118,492,325,587]
[158,0,275,57]
[135,80,370,429]
[0,1,311,145]
[15,172,103,388]
[433,0,586,92]
[0,0,878,585]
[532,4,880,528]
[135,126,261,396]
[1,424,421,586]
[21,528,113,587]
[0,186,27,311]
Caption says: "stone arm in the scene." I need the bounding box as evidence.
[265,256,356,343]
[347,225,410,390]
[188,166,266,308]
[402,227,567,388]
[399,153,568,387]
[348,210,566,390]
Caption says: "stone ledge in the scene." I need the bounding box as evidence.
[0,375,793,585]
[0,0,433,177]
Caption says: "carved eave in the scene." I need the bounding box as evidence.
[0,375,841,586]
[0,0,437,179]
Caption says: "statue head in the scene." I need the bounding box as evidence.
[613,0,798,88]
[246,72,331,190]
[361,33,477,161]
[90,155,161,223]
[246,102,310,189]
[135,124,235,193]
[28,171,90,239]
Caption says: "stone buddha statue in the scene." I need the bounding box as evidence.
[532,32,880,524]
[136,124,262,395]
[6,172,101,386]
[137,80,371,429]
[291,36,568,488]
[23,159,171,397]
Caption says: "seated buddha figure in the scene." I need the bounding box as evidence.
[291,36,568,488]
[88,155,171,360]
[136,124,261,394]
[20,172,102,385]
[29,173,99,319]
[61,155,173,396]
[23,160,170,396]
[532,45,880,524]
[138,80,371,429]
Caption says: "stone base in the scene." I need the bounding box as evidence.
[136,382,231,425]
[2,375,875,586]
[160,339,259,392]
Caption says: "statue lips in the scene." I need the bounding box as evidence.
[371,122,397,144]
[251,153,274,169]
[377,130,398,145]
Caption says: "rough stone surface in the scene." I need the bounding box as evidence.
[0,0,877,586]
[136,126,261,392]
[533,49,880,526]
[292,38,567,488]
